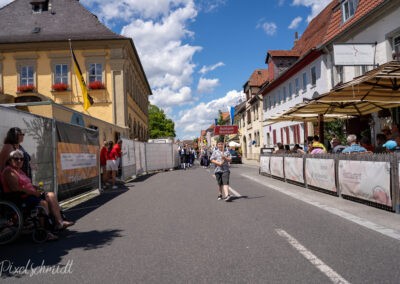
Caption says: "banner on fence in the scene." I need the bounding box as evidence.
[121,138,136,180]
[260,156,271,175]
[284,157,304,183]
[305,159,336,192]
[270,156,284,178]
[339,160,391,206]
[56,121,99,201]
[0,107,54,191]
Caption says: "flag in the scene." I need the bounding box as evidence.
[70,47,93,110]
[228,106,235,125]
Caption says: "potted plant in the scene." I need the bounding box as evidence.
[88,81,105,90]
[17,84,36,93]
[52,83,69,91]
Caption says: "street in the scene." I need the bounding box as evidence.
[1,163,400,283]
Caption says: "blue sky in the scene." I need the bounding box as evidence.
[0,0,331,140]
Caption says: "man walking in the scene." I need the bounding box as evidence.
[210,140,232,201]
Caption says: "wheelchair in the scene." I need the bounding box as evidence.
[0,189,59,245]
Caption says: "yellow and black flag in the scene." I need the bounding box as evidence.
[70,46,94,110]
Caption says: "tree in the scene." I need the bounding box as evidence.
[148,104,176,139]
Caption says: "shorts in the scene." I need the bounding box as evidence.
[106,160,118,171]
[23,195,44,208]
[215,171,230,186]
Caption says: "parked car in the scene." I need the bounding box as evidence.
[229,149,242,164]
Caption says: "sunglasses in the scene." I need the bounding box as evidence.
[12,157,24,161]
[18,133,25,136]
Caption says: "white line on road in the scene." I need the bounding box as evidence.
[275,229,350,284]
[242,174,400,241]
[228,186,242,197]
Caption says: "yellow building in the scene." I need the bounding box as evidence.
[0,0,151,142]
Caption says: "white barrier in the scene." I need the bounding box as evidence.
[306,158,336,192]
[284,157,304,183]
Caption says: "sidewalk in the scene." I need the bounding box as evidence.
[238,165,400,241]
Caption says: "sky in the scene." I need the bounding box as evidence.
[0,0,331,140]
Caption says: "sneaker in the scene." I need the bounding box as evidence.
[112,185,118,190]
[224,195,232,202]
[217,195,223,200]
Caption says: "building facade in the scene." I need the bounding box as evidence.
[0,0,151,142]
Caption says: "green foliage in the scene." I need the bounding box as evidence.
[148,104,176,139]
[324,120,346,143]
[217,110,227,125]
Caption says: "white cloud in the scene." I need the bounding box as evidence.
[291,0,331,22]
[197,78,219,94]
[199,62,225,75]
[175,89,244,139]
[288,16,302,29]
[150,86,193,107]
[197,0,227,13]
[277,0,285,6]
[257,22,277,36]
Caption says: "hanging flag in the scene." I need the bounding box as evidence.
[228,106,235,125]
[70,45,93,110]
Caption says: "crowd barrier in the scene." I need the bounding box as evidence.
[260,152,400,213]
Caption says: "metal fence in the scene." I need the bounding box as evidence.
[260,152,400,213]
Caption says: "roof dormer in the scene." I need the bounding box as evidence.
[341,0,358,23]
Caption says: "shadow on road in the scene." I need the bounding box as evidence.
[0,228,123,279]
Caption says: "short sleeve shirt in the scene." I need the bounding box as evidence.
[210,149,231,173]
[342,144,367,153]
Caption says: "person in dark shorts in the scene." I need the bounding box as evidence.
[210,140,232,201]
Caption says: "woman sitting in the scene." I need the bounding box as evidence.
[1,150,74,233]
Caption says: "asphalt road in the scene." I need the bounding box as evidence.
[1,163,400,283]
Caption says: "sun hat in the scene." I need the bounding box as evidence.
[383,140,397,150]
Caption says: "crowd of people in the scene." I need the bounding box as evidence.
[273,128,400,155]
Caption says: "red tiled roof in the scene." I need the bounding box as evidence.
[268,50,299,57]
[323,0,386,44]
[221,112,230,121]
[248,69,269,87]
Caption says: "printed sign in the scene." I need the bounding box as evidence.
[339,160,391,206]
[270,156,284,178]
[284,157,304,183]
[306,159,336,192]
[214,125,238,135]
[260,155,271,175]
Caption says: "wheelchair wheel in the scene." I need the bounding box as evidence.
[0,200,23,245]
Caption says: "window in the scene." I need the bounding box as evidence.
[336,66,344,84]
[20,65,34,86]
[54,64,68,84]
[342,0,358,22]
[295,78,300,96]
[88,63,103,83]
[283,87,287,102]
[393,35,400,60]
[31,1,48,13]
[311,66,317,86]
[288,83,293,99]
[302,72,307,92]
[269,96,272,109]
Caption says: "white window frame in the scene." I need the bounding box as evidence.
[393,34,400,61]
[342,0,358,22]
[311,66,317,86]
[302,72,307,93]
[288,82,293,99]
[295,78,300,96]
[17,61,36,88]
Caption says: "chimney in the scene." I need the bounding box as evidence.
[294,32,298,44]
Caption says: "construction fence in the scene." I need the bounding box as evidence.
[0,106,180,201]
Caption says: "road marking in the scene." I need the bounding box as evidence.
[276,229,350,284]
[242,174,400,241]
[228,186,242,197]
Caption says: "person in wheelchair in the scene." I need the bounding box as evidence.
[1,150,74,235]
